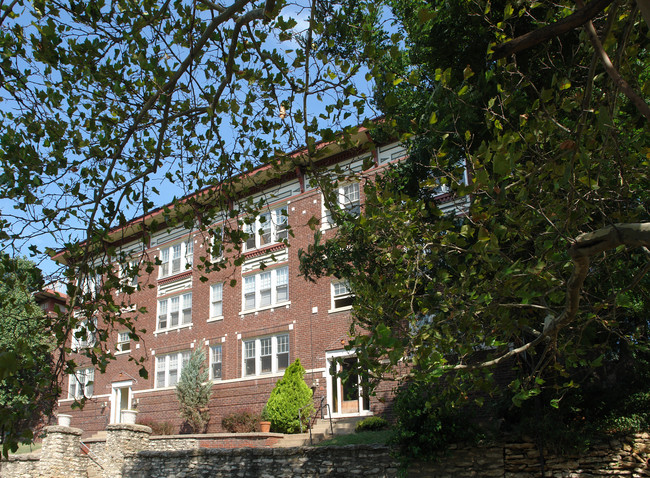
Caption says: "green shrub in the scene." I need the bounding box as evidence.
[137,418,175,435]
[390,381,481,464]
[221,410,260,433]
[355,416,389,432]
[266,359,314,434]
[176,346,212,433]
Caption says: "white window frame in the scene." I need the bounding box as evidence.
[157,292,193,331]
[209,226,225,261]
[209,283,224,321]
[116,331,131,353]
[242,334,290,377]
[155,350,191,388]
[68,367,94,399]
[243,206,289,252]
[322,182,361,229]
[120,259,139,289]
[330,280,354,312]
[210,345,222,380]
[71,318,97,351]
[159,240,194,278]
[241,266,289,313]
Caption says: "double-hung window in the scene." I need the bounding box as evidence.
[120,260,139,289]
[322,183,361,229]
[159,240,193,278]
[242,266,289,311]
[210,283,223,319]
[71,318,97,350]
[69,367,94,398]
[243,206,289,251]
[116,331,131,352]
[210,345,222,380]
[331,280,354,310]
[155,351,190,388]
[341,183,360,216]
[157,293,192,331]
[242,334,290,377]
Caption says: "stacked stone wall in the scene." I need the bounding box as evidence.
[122,445,397,478]
[3,427,650,478]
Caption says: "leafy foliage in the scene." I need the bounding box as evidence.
[0,256,57,456]
[389,381,482,464]
[221,410,260,433]
[176,346,212,434]
[265,359,313,434]
[300,0,650,410]
[355,416,389,433]
[0,0,372,441]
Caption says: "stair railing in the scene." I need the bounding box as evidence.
[299,396,333,445]
[80,441,104,470]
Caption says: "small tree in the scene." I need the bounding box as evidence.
[176,346,212,433]
[266,359,314,434]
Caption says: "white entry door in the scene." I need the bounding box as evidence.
[110,381,133,424]
[326,351,370,417]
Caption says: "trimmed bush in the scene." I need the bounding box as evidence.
[355,416,389,433]
[266,359,314,434]
[221,410,260,433]
[136,418,175,435]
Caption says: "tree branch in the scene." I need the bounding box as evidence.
[577,0,650,122]
[455,222,650,371]
[492,0,614,59]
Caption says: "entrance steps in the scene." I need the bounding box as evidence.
[85,430,107,441]
[273,416,365,447]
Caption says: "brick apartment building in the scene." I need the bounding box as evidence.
[53,131,462,436]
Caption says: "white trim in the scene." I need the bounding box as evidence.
[156,292,193,332]
[110,381,133,424]
[325,350,371,418]
[242,205,289,252]
[242,333,290,377]
[240,266,289,313]
[158,240,194,279]
[210,283,224,320]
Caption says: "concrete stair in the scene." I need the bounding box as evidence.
[85,430,107,441]
[273,416,365,447]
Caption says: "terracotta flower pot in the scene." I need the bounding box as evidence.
[260,421,271,433]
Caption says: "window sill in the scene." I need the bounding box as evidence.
[328,305,353,314]
[239,301,291,317]
[207,316,224,323]
[115,350,131,356]
[154,323,193,336]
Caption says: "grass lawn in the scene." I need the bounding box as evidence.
[8,442,42,455]
[316,429,393,446]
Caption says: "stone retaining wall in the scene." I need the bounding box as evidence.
[122,445,397,478]
[148,432,283,451]
[2,426,650,478]
[409,433,650,477]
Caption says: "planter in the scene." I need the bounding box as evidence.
[121,409,138,424]
[260,421,271,433]
[57,414,72,427]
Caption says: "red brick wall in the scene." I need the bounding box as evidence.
[59,155,401,438]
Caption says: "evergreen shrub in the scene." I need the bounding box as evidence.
[176,346,212,433]
[266,359,314,433]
